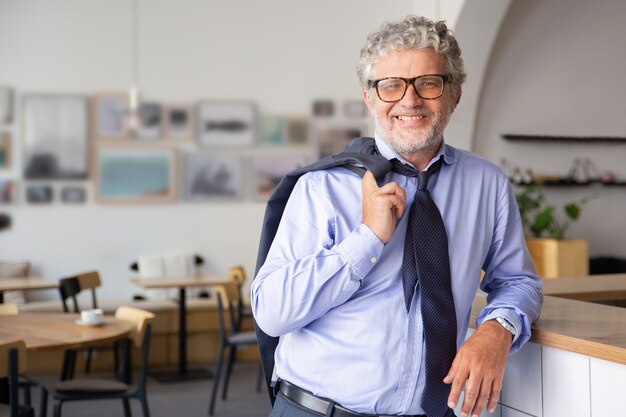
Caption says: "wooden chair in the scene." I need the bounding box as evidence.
[0,305,35,407]
[0,303,19,315]
[57,271,111,376]
[208,282,259,415]
[0,339,34,417]
[58,271,101,313]
[40,306,154,417]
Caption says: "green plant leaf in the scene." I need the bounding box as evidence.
[531,207,554,237]
[564,203,580,220]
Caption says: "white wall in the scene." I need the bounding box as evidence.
[473,0,626,258]
[0,0,468,300]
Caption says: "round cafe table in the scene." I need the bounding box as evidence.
[0,312,132,352]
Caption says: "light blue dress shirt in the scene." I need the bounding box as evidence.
[252,137,543,415]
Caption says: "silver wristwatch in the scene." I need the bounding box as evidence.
[494,317,516,336]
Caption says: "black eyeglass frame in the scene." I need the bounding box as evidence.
[367,74,452,102]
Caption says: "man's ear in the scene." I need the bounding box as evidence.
[454,86,462,107]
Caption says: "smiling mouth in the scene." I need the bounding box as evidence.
[395,115,426,121]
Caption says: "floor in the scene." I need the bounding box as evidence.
[29,361,272,417]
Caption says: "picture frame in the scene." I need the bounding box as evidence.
[0,130,10,169]
[312,99,335,118]
[61,185,87,204]
[22,94,89,179]
[251,155,307,200]
[313,120,368,159]
[25,184,53,204]
[0,179,16,204]
[284,116,310,147]
[91,92,130,140]
[182,153,243,201]
[258,115,285,146]
[163,104,194,140]
[95,144,178,204]
[197,101,257,147]
[135,102,162,140]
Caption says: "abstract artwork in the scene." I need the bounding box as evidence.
[251,155,307,200]
[96,145,177,203]
[22,94,89,179]
[182,153,243,201]
[197,101,256,147]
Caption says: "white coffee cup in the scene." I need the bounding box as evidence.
[81,308,104,324]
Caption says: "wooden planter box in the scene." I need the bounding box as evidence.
[526,238,589,279]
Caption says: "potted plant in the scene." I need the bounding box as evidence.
[515,184,597,278]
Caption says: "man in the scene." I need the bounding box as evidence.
[252,15,542,417]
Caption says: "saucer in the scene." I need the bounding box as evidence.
[75,319,104,327]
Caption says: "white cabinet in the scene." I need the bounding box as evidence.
[542,346,590,417]
[501,405,535,417]
[501,342,542,417]
[590,357,626,416]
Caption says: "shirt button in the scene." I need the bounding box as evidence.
[370,257,377,263]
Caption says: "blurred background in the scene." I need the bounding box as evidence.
[1,0,625,300]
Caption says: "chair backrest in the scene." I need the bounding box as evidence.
[0,303,19,315]
[114,306,154,389]
[58,271,101,313]
[212,282,241,336]
[228,265,246,288]
[114,306,155,349]
[0,339,27,417]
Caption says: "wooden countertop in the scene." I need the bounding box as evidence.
[541,273,626,302]
[473,278,626,366]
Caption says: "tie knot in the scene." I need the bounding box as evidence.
[390,157,443,190]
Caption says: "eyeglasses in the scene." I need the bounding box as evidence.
[367,74,451,102]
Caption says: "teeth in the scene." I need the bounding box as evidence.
[396,115,424,121]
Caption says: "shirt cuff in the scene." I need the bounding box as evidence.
[336,223,384,281]
[480,308,522,344]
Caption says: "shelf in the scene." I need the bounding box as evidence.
[511,179,626,187]
[502,134,626,143]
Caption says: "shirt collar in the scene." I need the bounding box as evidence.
[373,134,457,170]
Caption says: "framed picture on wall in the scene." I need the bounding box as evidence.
[0,130,10,169]
[163,104,194,140]
[313,120,368,159]
[0,86,13,124]
[284,116,310,147]
[22,94,89,179]
[197,101,257,147]
[182,153,243,201]
[0,179,16,204]
[251,155,307,200]
[258,115,285,146]
[25,184,53,204]
[95,144,178,203]
[60,185,87,204]
[91,92,129,140]
[135,102,162,140]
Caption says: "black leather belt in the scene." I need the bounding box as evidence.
[278,380,427,417]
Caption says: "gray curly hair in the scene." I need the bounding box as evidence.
[357,15,466,90]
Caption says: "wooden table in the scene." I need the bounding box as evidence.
[0,277,58,303]
[130,275,230,382]
[0,313,132,352]
[541,273,626,302]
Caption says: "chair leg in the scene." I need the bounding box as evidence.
[208,344,225,416]
[221,346,237,400]
[39,386,48,417]
[122,398,132,417]
[85,347,93,374]
[139,394,151,417]
[53,400,63,417]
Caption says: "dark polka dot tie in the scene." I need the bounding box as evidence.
[390,157,457,417]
